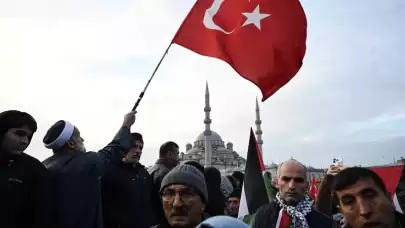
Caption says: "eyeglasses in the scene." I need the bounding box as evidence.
[161,188,198,203]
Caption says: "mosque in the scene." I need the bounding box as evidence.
[178,83,327,178]
[179,83,264,175]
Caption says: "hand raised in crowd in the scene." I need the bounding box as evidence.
[122,111,137,128]
[326,164,347,176]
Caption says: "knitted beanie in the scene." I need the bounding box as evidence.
[161,164,208,203]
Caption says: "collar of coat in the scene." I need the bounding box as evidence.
[121,160,145,169]
[155,158,177,169]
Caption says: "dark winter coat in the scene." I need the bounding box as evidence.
[251,201,337,228]
[148,159,177,224]
[204,167,226,216]
[148,159,176,191]
[102,161,157,228]
[149,213,209,228]
[0,153,50,228]
[42,127,134,228]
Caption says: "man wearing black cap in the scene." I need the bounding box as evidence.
[227,189,241,218]
[42,111,136,228]
[101,132,157,228]
[0,110,50,228]
[152,164,209,228]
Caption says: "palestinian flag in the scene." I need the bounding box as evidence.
[238,128,276,224]
[369,164,405,213]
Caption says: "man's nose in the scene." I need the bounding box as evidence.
[358,199,372,218]
[20,137,29,146]
[172,193,184,207]
[288,180,296,189]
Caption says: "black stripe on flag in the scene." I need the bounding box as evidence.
[244,128,269,214]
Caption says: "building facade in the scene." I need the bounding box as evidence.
[178,83,325,178]
[179,83,249,174]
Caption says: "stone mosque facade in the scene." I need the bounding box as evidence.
[179,83,264,174]
[179,83,326,178]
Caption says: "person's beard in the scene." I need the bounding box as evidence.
[77,145,86,153]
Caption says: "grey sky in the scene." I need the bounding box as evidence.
[0,0,404,167]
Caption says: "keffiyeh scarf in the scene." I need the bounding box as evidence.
[276,192,314,228]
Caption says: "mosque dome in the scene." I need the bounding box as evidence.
[179,82,254,175]
[195,130,223,142]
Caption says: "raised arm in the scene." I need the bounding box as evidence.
[86,111,136,175]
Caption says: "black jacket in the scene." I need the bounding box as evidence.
[149,213,209,228]
[102,161,157,228]
[147,159,177,224]
[148,159,176,191]
[252,201,337,228]
[0,153,50,228]
[43,127,134,228]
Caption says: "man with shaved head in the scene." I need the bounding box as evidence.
[252,159,336,228]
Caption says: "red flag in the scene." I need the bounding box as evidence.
[370,165,404,197]
[173,0,307,101]
[309,176,318,200]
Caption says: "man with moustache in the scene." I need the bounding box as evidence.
[252,159,336,228]
[101,132,157,228]
[151,164,209,228]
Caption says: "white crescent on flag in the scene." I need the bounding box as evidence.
[203,0,236,34]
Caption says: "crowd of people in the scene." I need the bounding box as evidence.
[1,109,404,228]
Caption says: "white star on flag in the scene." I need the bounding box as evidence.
[242,5,271,30]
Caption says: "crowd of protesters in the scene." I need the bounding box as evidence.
[1,109,404,228]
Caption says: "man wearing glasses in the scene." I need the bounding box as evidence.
[152,164,209,228]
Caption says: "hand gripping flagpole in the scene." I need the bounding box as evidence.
[132,42,173,111]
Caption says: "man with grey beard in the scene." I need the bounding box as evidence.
[252,159,336,228]
[42,111,136,228]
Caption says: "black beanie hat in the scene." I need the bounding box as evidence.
[0,110,37,143]
[232,171,245,183]
[228,188,242,199]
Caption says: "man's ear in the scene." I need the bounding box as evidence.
[66,140,75,149]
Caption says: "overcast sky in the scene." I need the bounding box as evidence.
[0,0,404,168]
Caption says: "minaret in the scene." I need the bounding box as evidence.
[204,82,213,167]
[255,97,263,153]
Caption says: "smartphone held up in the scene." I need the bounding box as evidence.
[332,157,343,166]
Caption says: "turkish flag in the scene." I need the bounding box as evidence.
[173,0,307,101]
[309,176,318,200]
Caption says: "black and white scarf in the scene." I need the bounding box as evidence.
[276,192,314,228]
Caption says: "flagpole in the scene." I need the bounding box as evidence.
[132,42,173,111]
